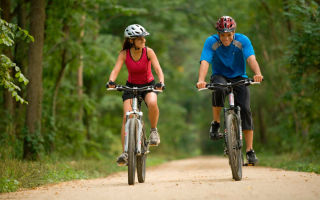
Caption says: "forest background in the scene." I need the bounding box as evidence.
[0,0,319,192]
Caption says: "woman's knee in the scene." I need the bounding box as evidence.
[145,93,158,107]
[147,99,158,108]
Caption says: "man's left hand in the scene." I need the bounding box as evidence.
[253,74,263,82]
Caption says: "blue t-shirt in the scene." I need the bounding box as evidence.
[200,33,255,78]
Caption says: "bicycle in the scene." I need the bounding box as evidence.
[107,85,162,185]
[199,78,260,181]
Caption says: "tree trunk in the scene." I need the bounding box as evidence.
[77,15,86,121]
[259,0,279,45]
[52,23,69,121]
[24,0,45,160]
[282,0,292,33]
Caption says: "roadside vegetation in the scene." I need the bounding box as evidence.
[1,0,319,193]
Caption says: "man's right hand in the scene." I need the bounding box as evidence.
[196,81,207,89]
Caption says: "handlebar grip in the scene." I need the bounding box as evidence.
[250,82,261,85]
[198,88,208,91]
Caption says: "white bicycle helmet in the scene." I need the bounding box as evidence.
[124,24,150,38]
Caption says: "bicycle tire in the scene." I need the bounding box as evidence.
[137,122,146,183]
[128,118,137,185]
[226,112,242,181]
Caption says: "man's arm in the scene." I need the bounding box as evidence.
[247,55,263,82]
[197,60,210,88]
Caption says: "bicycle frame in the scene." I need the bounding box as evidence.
[223,86,243,146]
[108,85,161,156]
[124,92,144,155]
[199,79,259,157]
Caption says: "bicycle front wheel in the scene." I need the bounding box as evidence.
[226,112,242,181]
[137,121,147,183]
[128,118,137,185]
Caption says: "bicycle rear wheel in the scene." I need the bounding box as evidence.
[128,118,137,185]
[137,123,147,183]
[226,112,242,181]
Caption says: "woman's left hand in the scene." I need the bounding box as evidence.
[155,82,165,90]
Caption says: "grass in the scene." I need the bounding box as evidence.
[0,155,168,193]
[257,152,320,174]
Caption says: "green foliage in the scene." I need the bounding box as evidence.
[23,127,45,158]
[280,0,320,153]
[0,18,32,104]
[0,55,29,104]
[0,156,168,193]
[1,0,320,191]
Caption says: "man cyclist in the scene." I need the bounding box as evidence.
[196,16,263,165]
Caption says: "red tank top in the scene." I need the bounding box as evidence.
[125,47,154,84]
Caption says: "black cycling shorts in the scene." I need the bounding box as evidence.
[122,80,156,102]
[211,75,253,130]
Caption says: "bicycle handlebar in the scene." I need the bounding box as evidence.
[107,85,163,93]
[198,78,260,91]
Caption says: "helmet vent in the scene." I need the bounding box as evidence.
[124,24,150,38]
[216,16,236,33]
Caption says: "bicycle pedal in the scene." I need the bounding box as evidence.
[224,148,228,156]
[117,163,127,167]
[243,163,255,166]
[210,133,223,141]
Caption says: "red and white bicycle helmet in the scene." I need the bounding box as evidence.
[124,24,150,38]
[215,16,237,33]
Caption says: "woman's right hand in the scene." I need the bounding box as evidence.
[106,81,116,88]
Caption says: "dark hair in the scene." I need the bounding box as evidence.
[122,38,133,50]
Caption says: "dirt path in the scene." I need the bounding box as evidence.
[1,156,319,200]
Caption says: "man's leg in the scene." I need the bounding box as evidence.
[243,130,253,152]
[210,75,227,140]
[213,107,223,123]
[232,79,258,164]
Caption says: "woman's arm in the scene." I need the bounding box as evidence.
[108,50,126,82]
[148,47,164,84]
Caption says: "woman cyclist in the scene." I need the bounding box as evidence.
[106,24,165,166]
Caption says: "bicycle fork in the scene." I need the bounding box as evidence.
[124,98,144,156]
[228,89,243,149]
[223,90,243,154]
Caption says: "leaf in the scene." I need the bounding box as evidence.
[15,71,21,78]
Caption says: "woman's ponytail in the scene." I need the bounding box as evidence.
[122,38,132,50]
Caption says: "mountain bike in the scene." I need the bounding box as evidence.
[199,78,260,181]
[107,85,162,185]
